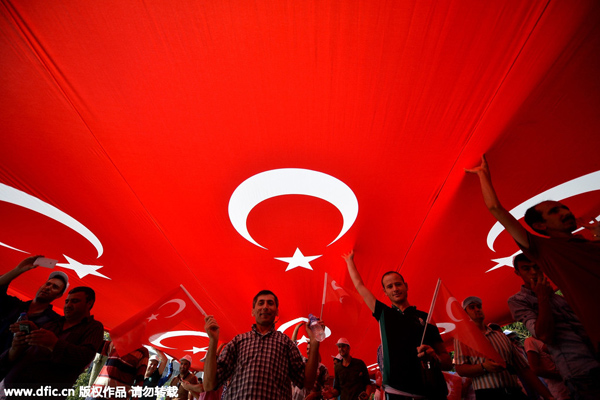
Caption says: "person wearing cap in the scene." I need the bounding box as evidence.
[0,255,69,354]
[507,253,600,400]
[454,296,554,400]
[142,348,169,400]
[167,355,198,400]
[88,340,149,399]
[322,337,369,400]
[203,290,323,400]
[0,286,104,400]
[342,250,451,399]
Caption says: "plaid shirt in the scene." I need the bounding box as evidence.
[216,324,305,400]
[454,327,528,391]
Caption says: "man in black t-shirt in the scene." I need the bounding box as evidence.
[342,250,452,399]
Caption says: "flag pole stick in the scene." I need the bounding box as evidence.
[320,272,328,319]
[180,284,207,317]
[420,278,441,346]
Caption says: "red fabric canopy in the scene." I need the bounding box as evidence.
[2,0,599,371]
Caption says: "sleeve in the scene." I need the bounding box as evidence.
[360,360,370,387]
[517,232,540,260]
[452,338,469,366]
[523,338,539,355]
[372,300,384,321]
[425,322,444,346]
[333,365,340,393]
[510,344,530,371]
[135,347,150,385]
[51,320,104,369]
[507,296,537,337]
[288,338,306,388]
[215,339,237,388]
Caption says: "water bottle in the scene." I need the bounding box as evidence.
[308,314,325,342]
[15,312,30,336]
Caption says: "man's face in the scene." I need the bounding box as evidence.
[251,294,278,326]
[514,261,541,286]
[337,343,350,358]
[35,278,65,304]
[465,303,485,323]
[382,273,408,305]
[63,292,91,321]
[534,201,577,235]
[179,360,190,375]
[147,360,158,375]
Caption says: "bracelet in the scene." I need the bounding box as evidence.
[481,363,488,374]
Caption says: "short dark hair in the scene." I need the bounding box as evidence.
[524,204,546,234]
[381,271,404,288]
[69,286,96,309]
[512,253,531,270]
[252,290,279,308]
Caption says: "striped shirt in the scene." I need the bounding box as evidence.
[216,324,306,400]
[92,341,149,397]
[453,328,528,390]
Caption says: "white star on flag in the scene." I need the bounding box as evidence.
[486,250,522,273]
[186,346,208,354]
[275,248,321,271]
[296,335,309,345]
[57,255,111,279]
[147,313,159,322]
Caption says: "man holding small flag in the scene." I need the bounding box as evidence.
[454,296,554,400]
[342,250,451,399]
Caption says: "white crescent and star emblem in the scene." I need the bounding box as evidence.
[446,297,462,322]
[228,169,358,271]
[486,170,600,272]
[0,183,109,279]
[149,330,209,350]
[159,299,187,318]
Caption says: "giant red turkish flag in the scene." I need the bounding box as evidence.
[1,0,599,371]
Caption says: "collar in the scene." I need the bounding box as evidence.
[392,304,415,314]
[251,323,275,336]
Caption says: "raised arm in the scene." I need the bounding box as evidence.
[303,321,322,390]
[153,347,168,375]
[465,155,530,248]
[342,251,376,313]
[0,255,42,287]
[203,315,220,392]
[291,321,304,343]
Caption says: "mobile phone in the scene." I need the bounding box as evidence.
[19,323,30,335]
[33,257,58,269]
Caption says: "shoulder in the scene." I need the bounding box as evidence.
[354,358,367,367]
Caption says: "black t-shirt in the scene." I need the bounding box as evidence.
[373,300,444,395]
[333,357,370,400]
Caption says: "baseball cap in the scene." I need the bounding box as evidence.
[331,354,343,361]
[336,338,350,347]
[149,355,159,362]
[461,296,482,309]
[48,271,69,295]
[180,355,192,364]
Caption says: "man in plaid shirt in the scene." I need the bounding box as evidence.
[203,290,322,399]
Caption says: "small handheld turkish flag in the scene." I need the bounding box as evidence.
[112,284,206,356]
[425,279,505,366]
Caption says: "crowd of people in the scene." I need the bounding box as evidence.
[0,157,598,400]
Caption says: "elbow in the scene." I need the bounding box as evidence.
[203,381,215,392]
